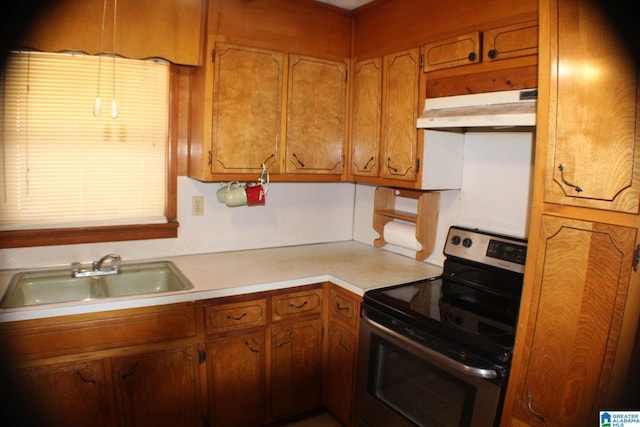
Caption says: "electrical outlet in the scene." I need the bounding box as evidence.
[192,196,204,216]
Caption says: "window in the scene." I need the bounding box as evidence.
[0,50,178,248]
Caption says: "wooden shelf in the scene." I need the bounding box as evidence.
[372,187,440,261]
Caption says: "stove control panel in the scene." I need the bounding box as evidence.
[444,226,527,273]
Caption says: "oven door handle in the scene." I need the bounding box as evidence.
[362,311,498,379]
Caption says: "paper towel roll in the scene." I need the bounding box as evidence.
[383,221,423,252]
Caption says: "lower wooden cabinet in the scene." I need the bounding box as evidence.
[10,357,112,427]
[111,345,203,427]
[1,283,361,426]
[206,331,267,427]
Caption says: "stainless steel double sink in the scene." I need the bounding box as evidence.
[0,261,193,308]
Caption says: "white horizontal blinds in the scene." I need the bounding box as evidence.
[0,51,169,230]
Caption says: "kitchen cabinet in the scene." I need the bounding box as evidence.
[10,357,112,427]
[111,345,202,426]
[324,284,361,427]
[423,21,537,72]
[203,285,324,425]
[422,19,538,98]
[285,55,348,175]
[204,298,268,426]
[18,0,205,65]
[351,57,382,177]
[501,0,640,425]
[423,31,481,72]
[210,43,285,175]
[505,217,636,426]
[541,0,639,213]
[190,45,348,181]
[350,48,421,187]
[0,303,205,426]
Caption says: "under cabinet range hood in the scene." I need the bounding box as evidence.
[417,89,537,129]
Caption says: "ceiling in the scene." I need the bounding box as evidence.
[314,0,374,10]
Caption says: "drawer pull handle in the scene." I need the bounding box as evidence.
[120,360,139,380]
[226,312,247,321]
[289,300,308,310]
[558,163,583,192]
[245,339,260,353]
[336,302,350,312]
[363,156,375,170]
[524,391,546,423]
[277,330,293,347]
[76,368,97,384]
[292,152,305,168]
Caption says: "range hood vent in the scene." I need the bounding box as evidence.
[417,89,537,129]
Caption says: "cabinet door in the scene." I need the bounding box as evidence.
[207,331,267,427]
[286,55,347,174]
[271,318,323,417]
[423,31,480,72]
[112,345,202,427]
[351,57,382,177]
[325,320,357,426]
[483,20,538,62]
[10,358,112,427]
[381,48,420,182]
[212,43,284,174]
[544,0,640,213]
[510,216,635,426]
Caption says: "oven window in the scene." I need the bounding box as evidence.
[368,336,475,427]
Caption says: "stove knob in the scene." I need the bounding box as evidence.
[451,235,461,245]
[462,237,473,248]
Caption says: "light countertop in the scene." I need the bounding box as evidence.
[0,241,443,322]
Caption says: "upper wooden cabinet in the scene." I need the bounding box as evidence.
[423,31,481,72]
[483,20,538,62]
[18,0,205,65]
[423,20,538,72]
[211,43,284,174]
[543,0,640,213]
[285,55,348,175]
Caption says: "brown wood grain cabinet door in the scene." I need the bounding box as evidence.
[381,48,420,182]
[423,31,480,72]
[285,55,347,175]
[351,57,382,177]
[483,20,538,62]
[510,216,635,426]
[211,43,284,174]
[544,0,640,213]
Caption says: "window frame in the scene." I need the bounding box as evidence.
[0,64,180,249]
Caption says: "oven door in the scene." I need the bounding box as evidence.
[354,309,504,427]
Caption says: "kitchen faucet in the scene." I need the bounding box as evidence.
[71,254,121,278]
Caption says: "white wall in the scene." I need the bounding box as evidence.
[352,131,535,266]
[0,178,356,270]
[0,131,534,271]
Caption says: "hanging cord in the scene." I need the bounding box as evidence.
[94,0,108,116]
[111,0,118,118]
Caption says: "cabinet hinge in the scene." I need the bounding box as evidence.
[415,158,420,174]
[211,48,215,63]
[208,150,212,166]
[634,244,640,272]
[420,54,424,69]
[198,349,206,364]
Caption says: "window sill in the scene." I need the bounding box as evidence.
[0,221,179,249]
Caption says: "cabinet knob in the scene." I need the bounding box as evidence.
[468,52,477,61]
[488,49,498,59]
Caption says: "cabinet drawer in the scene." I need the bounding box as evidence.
[271,288,323,322]
[1,303,198,360]
[205,299,267,334]
[329,287,360,328]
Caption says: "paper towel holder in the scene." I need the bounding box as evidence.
[372,187,440,261]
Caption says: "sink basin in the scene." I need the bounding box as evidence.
[1,261,193,308]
